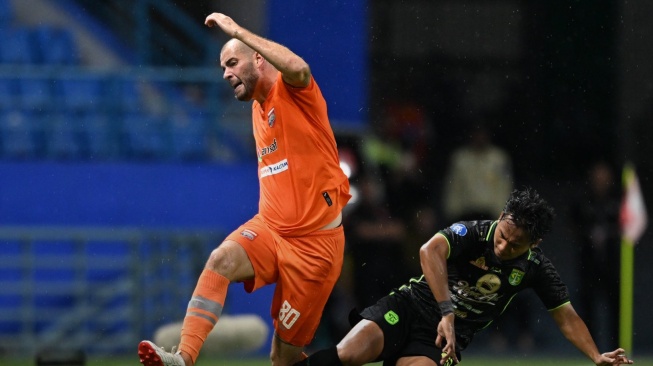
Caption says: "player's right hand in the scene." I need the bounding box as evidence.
[436,314,458,365]
[595,348,633,365]
[204,13,239,37]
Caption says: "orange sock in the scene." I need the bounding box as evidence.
[179,269,230,364]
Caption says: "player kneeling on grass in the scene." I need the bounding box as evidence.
[295,187,634,366]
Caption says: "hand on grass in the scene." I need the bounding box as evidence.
[436,314,458,365]
[595,348,634,365]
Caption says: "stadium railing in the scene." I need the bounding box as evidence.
[0,225,224,357]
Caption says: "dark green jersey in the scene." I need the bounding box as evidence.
[396,220,569,349]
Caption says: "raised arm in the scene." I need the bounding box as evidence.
[550,303,633,365]
[420,233,459,365]
[205,12,311,87]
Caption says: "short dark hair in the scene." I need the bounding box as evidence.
[503,187,555,242]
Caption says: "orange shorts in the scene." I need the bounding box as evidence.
[225,214,345,346]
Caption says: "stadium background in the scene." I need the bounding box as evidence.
[0,0,652,364]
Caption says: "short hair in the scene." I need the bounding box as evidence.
[503,187,555,242]
[221,38,255,58]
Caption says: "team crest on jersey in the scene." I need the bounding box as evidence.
[240,229,258,241]
[508,269,525,286]
[450,223,467,236]
[268,108,276,127]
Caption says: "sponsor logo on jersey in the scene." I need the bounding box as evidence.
[508,269,525,286]
[454,308,468,318]
[453,276,501,308]
[240,229,258,241]
[257,138,278,162]
[470,256,489,270]
[527,250,541,264]
[260,159,289,178]
[476,273,501,295]
[384,310,399,325]
[450,223,467,236]
[268,108,276,127]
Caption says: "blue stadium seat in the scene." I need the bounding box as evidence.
[44,111,81,159]
[0,27,36,64]
[0,240,22,334]
[121,112,169,159]
[84,240,131,281]
[0,0,13,24]
[30,240,79,333]
[115,79,144,112]
[0,77,17,108]
[18,78,53,110]
[32,25,79,65]
[170,109,209,160]
[0,109,36,158]
[78,111,117,159]
[59,78,106,111]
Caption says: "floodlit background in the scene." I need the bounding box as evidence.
[0,0,652,364]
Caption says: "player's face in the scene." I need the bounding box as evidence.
[493,215,534,261]
[220,46,258,101]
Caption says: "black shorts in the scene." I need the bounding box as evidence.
[357,293,462,366]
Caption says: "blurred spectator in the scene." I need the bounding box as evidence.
[441,122,535,352]
[441,123,513,222]
[403,204,441,276]
[570,160,621,350]
[345,174,408,311]
[360,100,434,219]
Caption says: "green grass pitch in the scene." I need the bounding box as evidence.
[5,356,653,366]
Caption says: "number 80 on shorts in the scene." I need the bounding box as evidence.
[279,300,301,329]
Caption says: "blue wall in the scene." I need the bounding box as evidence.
[267,0,368,131]
[0,161,258,229]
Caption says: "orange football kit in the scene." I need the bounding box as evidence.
[225,72,351,346]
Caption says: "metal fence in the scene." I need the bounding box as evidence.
[0,225,223,357]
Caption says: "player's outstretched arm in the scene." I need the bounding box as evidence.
[596,349,635,366]
[205,12,310,88]
[551,303,634,365]
[420,233,458,365]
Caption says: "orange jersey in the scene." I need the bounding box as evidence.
[252,73,350,236]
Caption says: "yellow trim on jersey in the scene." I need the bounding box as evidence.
[547,301,571,312]
[485,221,498,242]
[434,232,451,259]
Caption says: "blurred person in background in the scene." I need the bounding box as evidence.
[442,122,513,223]
[441,122,534,352]
[360,99,434,221]
[345,174,409,311]
[138,11,351,366]
[293,188,634,366]
[570,160,622,350]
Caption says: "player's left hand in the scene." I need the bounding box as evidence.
[595,348,633,365]
[435,314,458,365]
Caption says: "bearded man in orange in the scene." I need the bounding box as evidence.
[138,12,351,366]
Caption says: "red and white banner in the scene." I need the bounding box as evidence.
[620,164,648,244]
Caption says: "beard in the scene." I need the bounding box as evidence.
[234,63,258,101]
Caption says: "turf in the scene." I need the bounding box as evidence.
[5,356,653,366]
